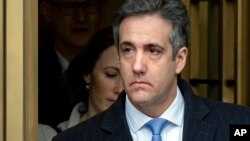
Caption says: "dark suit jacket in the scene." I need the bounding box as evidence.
[38,46,79,130]
[52,79,250,141]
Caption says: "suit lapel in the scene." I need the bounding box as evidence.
[178,79,217,141]
[182,107,217,141]
[100,92,133,141]
[106,120,133,141]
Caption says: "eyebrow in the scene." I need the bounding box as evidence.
[103,66,120,73]
[120,41,164,49]
[119,41,134,48]
[103,66,120,72]
[145,43,164,48]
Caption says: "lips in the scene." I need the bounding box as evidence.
[107,98,117,102]
[130,80,151,86]
[72,27,90,34]
[72,29,88,33]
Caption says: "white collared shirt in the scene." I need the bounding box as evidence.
[55,48,69,74]
[57,102,84,131]
[125,87,184,141]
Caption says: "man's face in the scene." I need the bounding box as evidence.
[118,14,187,114]
[42,0,101,48]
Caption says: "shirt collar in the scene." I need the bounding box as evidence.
[55,48,70,74]
[125,86,184,133]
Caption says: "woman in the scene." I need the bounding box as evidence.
[57,26,123,131]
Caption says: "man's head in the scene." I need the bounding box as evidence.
[113,0,189,58]
[40,0,103,50]
[113,0,189,117]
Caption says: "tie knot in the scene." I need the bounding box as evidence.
[145,118,168,135]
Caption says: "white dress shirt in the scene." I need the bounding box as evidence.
[39,124,57,141]
[55,48,69,74]
[57,102,85,131]
[125,87,184,141]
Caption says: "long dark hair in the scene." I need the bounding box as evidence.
[66,26,115,113]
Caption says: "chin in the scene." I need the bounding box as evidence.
[71,42,87,48]
[128,90,151,103]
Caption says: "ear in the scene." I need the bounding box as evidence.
[175,47,188,74]
[40,1,53,23]
[83,74,91,84]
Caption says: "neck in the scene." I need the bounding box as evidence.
[80,112,91,122]
[80,99,99,122]
[55,40,83,62]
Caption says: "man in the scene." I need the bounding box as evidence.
[38,0,104,130]
[53,0,250,140]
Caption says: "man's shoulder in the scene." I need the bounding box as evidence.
[196,96,250,123]
[38,46,62,75]
[39,46,58,63]
[198,95,250,112]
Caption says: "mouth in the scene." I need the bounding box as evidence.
[130,81,151,86]
[107,98,116,102]
[72,27,90,34]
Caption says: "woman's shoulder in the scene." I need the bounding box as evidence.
[39,124,57,141]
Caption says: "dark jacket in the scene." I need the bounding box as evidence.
[38,46,77,130]
[52,79,250,141]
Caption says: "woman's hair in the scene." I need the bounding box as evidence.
[66,26,115,113]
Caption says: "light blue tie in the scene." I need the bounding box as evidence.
[145,118,168,141]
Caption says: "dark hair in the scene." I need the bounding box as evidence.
[113,0,189,58]
[66,26,115,113]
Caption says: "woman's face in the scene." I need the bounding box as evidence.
[85,45,123,113]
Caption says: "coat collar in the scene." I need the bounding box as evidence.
[178,79,217,141]
[101,91,133,141]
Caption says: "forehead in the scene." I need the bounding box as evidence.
[97,46,119,66]
[119,14,173,45]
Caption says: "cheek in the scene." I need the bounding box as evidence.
[53,15,71,27]
[120,64,132,83]
[120,59,132,72]
[92,75,111,96]
[150,60,175,81]
[89,77,106,109]
[53,21,70,35]
[89,14,99,24]
[88,16,100,32]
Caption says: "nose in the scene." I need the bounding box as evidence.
[74,7,87,22]
[113,78,123,95]
[132,52,146,74]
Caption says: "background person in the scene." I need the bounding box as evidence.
[57,26,123,130]
[39,26,123,140]
[38,0,105,131]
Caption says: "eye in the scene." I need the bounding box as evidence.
[119,42,135,55]
[120,46,133,54]
[104,68,120,79]
[119,46,135,60]
[106,72,119,79]
[148,47,162,55]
